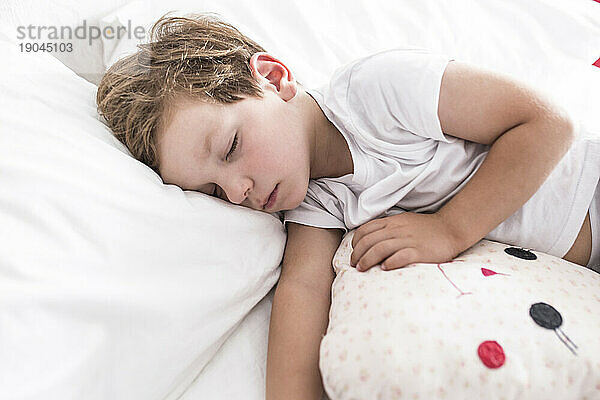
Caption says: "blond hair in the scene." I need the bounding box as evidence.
[96,12,267,173]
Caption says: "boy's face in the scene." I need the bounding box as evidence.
[156,66,313,213]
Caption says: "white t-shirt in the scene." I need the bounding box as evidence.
[282,48,600,258]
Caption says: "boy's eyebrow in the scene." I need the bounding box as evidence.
[203,131,214,157]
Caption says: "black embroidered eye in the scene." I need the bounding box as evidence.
[504,246,537,260]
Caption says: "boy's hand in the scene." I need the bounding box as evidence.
[350,212,463,271]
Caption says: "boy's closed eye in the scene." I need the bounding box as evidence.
[209,132,239,200]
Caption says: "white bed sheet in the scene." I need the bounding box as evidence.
[95,1,600,399]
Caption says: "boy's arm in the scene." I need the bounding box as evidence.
[266,223,342,400]
[350,61,576,271]
[434,61,575,253]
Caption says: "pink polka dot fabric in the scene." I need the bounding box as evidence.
[319,230,600,400]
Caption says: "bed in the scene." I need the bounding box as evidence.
[1,1,599,399]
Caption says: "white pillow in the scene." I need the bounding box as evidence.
[0,38,284,400]
[320,231,600,400]
[0,0,137,85]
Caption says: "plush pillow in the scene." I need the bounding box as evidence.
[0,38,284,399]
[320,230,600,400]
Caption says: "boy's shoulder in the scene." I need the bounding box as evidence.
[328,47,447,82]
[310,46,454,106]
[307,46,456,147]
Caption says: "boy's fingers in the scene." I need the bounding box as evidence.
[355,239,401,272]
[350,229,389,267]
[381,247,419,270]
[351,219,386,249]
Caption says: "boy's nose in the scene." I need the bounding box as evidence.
[223,181,251,205]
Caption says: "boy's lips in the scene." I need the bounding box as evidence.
[263,184,279,210]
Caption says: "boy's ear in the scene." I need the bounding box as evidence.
[249,52,297,101]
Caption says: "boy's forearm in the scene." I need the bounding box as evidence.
[266,279,332,400]
[437,114,575,253]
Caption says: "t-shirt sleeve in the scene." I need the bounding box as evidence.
[282,181,348,234]
[346,47,455,144]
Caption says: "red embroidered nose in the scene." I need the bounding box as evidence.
[478,340,506,369]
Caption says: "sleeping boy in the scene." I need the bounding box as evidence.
[96,12,599,400]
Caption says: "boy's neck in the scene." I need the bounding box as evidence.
[302,90,354,180]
